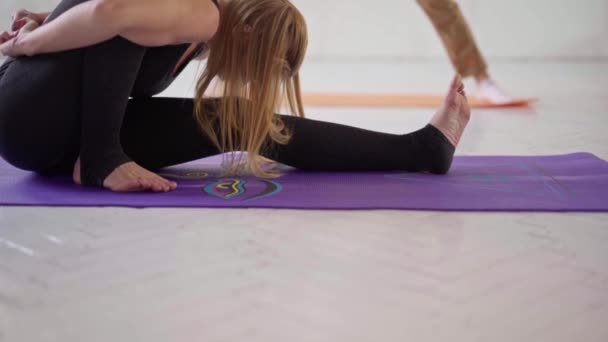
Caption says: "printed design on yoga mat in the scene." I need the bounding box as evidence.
[385,161,569,201]
[203,178,283,202]
[158,171,210,180]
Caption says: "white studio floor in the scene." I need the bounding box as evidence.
[1,61,608,342]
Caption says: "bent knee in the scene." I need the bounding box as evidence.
[0,138,58,173]
[0,116,73,173]
[0,141,73,174]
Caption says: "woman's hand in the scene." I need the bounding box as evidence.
[0,31,17,45]
[0,32,27,58]
[11,9,49,31]
[3,0,218,57]
[1,18,40,57]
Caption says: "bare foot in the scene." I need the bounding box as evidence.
[73,158,177,193]
[430,74,471,147]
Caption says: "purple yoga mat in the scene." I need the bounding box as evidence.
[1,153,607,211]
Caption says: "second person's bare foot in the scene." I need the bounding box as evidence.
[430,74,471,147]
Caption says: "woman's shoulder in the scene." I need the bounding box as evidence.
[175,0,220,42]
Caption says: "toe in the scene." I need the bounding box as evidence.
[138,177,153,190]
[451,74,463,91]
[458,83,465,93]
[112,179,143,193]
[445,75,464,104]
[128,180,147,192]
[156,176,176,191]
[152,180,166,192]
[159,182,170,192]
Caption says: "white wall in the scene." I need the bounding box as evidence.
[292,0,608,61]
[2,0,607,61]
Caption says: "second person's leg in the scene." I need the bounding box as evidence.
[416,0,488,79]
[416,0,512,103]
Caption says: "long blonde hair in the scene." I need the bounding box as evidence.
[195,0,308,178]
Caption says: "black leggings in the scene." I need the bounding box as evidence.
[0,0,455,186]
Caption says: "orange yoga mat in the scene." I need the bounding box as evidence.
[302,93,537,108]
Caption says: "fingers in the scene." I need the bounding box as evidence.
[0,31,15,44]
[11,18,28,32]
[11,9,29,22]
[19,18,40,34]
[17,9,30,19]
[11,9,31,31]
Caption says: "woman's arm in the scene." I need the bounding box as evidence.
[11,0,219,56]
